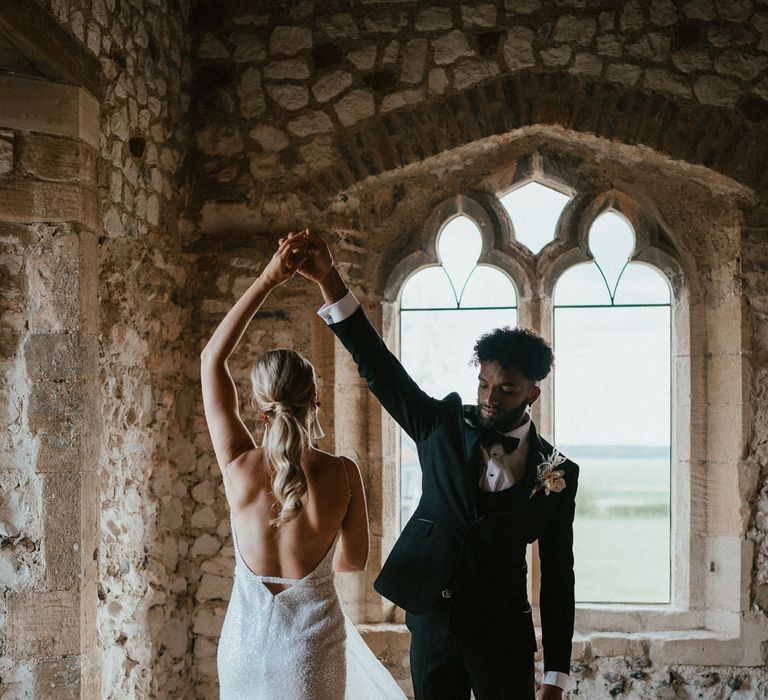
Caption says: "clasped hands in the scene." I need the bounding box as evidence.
[261,228,334,288]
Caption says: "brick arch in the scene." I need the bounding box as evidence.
[313,71,768,198]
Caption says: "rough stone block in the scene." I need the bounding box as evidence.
[0,129,13,175]
[286,111,333,138]
[18,133,97,183]
[237,68,266,119]
[191,533,222,558]
[596,34,623,58]
[269,26,312,56]
[42,472,95,588]
[540,46,573,67]
[232,32,266,63]
[27,379,100,436]
[312,70,353,103]
[380,88,425,113]
[620,0,646,32]
[0,76,99,149]
[693,75,741,107]
[570,53,603,76]
[650,0,678,25]
[453,59,500,90]
[195,573,232,601]
[553,16,597,46]
[7,589,80,657]
[299,136,336,170]
[0,180,97,227]
[24,333,98,381]
[415,7,453,32]
[461,4,497,28]
[334,90,375,127]
[605,63,642,86]
[672,49,712,73]
[714,51,768,81]
[347,45,377,71]
[319,13,359,40]
[263,59,309,80]
[266,84,309,111]
[717,0,754,22]
[428,68,449,95]
[33,655,81,699]
[364,11,407,34]
[643,68,692,97]
[433,30,474,65]
[401,39,428,84]
[382,39,399,65]
[193,607,226,637]
[503,27,535,71]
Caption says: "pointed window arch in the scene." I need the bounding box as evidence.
[553,211,672,604]
[499,181,572,254]
[399,214,517,526]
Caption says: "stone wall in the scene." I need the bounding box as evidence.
[0,0,195,698]
[183,2,768,699]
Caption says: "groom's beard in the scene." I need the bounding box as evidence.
[476,397,530,432]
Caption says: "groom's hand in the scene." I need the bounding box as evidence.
[540,684,563,700]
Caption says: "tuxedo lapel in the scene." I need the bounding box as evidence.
[461,406,483,521]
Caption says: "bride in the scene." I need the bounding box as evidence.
[201,234,405,700]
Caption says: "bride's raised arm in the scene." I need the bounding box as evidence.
[200,234,307,472]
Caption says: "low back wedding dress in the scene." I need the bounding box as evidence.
[217,463,406,700]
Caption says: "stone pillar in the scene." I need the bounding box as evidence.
[0,77,100,698]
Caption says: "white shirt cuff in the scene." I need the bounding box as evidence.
[543,671,570,690]
[317,290,359,325]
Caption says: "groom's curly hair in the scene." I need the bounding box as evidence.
[472,327,554,382]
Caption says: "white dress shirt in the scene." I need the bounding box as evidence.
[317,290,569,692]
[478,419,532,492]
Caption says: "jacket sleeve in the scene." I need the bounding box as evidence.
[538,461,579,674]
[330,306,448,443]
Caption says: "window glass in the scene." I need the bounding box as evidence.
[499,181,571,254]
[554,211,671,604]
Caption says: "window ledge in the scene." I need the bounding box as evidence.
[574,604,703,632]
[357,611,768,667]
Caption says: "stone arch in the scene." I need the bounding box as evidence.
[383,191,522,303]
[311,71,768,200]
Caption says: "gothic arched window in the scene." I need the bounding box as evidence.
[553,211,672,604]
[399,214,518,525]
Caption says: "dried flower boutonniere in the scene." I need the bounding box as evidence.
[530,448,567,497]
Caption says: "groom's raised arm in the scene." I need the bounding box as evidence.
[293,229,448,443]
[318,282,449,443]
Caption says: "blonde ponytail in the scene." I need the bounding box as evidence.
[251,350,316,527]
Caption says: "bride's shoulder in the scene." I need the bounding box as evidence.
[223,447,268,484]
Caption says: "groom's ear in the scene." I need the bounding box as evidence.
[528,384,541,405]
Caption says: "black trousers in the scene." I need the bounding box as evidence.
[406,601,536,700]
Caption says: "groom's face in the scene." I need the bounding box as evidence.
[477,360,540,432]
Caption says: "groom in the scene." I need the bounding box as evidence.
[294,230,578,700]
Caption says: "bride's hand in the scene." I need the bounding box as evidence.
[261,235,308,288]
[293,228,335,284]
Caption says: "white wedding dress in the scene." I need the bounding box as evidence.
[217,515,406,699]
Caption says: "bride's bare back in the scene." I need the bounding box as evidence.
[223,446,369,582]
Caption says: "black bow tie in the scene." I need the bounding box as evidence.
[479,430,520,454]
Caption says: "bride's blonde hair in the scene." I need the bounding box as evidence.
[251,349,316,527]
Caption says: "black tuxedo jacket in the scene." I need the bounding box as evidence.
[330,306,579,675]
